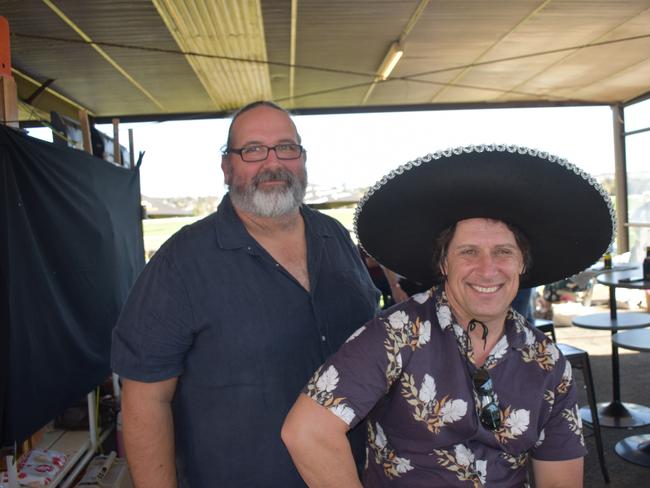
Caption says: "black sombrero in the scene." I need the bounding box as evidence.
[354,144,615,289]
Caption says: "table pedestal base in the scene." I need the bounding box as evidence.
[580,402,650,428]
[615,435,650,467]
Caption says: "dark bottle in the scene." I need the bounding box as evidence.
[644,247,650,281]
[603,253,612,270]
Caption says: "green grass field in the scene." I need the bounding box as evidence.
[143,216,201,253]
[143,207,358,255]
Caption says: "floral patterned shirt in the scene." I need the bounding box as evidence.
[304,288,586,487]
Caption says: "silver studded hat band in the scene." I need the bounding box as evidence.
[354,144,615,289]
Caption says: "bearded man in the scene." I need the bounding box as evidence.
[111,101,379,487]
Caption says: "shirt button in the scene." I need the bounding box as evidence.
[321,335,327,342]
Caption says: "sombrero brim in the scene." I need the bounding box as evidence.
[355,144,615,289]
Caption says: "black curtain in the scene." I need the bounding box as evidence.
[0,126,145,444]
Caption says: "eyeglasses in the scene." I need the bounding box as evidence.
[224,143,304,162]
[472,368,501,431]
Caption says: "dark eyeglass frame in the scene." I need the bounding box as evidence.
[223,143,304,162]
[472,367,501,431]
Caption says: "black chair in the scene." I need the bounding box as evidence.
[534,320,609,483]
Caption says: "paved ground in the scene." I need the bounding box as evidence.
[554,320,650,486]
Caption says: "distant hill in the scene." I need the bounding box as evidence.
[142,184,369,217]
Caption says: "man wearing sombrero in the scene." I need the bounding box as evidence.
[282,144,614,487]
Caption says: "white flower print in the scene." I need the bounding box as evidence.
[368,422,414,479]
[395,352,403,371]
[453,323,465,337]
[504,409,530,436]
[524,327,536,346]
[375,422,387,449]
[345,325,366,343]
[402,373,468,434]
[388,310,409,329]
[435,444,488,486]
[437,304,453,330]
[575,404,583,430]
[513,310,527,327]
[521,333,560,370]
[454,444,474,468]
[491,336,509,360]
[394,456,413,474]
[475,459,487,485]
[315,365,340,393]
[535,429,546,448]
[330,404,356,425]
[413,291,430,304]
[562,405,585,446]
[563,361,573,383]
[417,320,431,346]
[440,398,468,423]
[418,374,437,403]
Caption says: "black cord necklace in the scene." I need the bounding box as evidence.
[468,318,489,351]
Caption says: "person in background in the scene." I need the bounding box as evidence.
[512,287,535,322]
[111,100,379,487]
[282,144,614,487]
[359,245,409,308]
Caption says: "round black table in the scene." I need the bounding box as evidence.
[612,329,650,466]
[572,267,650,428]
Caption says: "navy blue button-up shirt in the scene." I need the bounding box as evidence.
[111,194,379,487]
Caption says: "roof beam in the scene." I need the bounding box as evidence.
[288,0,298,106]
[13,67,91,121]
[41,0,165,112]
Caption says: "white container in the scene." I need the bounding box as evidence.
[74,453,132,488]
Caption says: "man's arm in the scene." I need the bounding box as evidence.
[282,394,363,488]
[532,457,584,488]
[122,377,178,488]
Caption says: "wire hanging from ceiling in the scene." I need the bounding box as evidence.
[11,31,650,107]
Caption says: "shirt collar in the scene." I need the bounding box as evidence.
[433,286,528,351]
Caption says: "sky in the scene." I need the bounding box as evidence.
[28,105,619,198]
[89,105,617,198]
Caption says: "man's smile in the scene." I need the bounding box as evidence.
[469,284,502,294]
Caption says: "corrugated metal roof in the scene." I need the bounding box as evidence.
[4,0,650,120]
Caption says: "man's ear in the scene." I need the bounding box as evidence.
[221,156,231,185]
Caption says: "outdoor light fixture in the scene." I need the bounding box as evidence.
[361,40,405,104]
[377,41,404,80]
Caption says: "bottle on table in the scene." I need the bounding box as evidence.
[644,246,650,281]
[603,252,612,270]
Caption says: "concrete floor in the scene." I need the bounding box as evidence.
[554,320,650,486]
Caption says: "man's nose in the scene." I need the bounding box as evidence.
[261,147,284,166]
[476,253,498,275]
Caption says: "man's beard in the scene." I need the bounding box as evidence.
[228,166,307,218]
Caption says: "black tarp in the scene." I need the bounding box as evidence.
[0,125,144,444]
